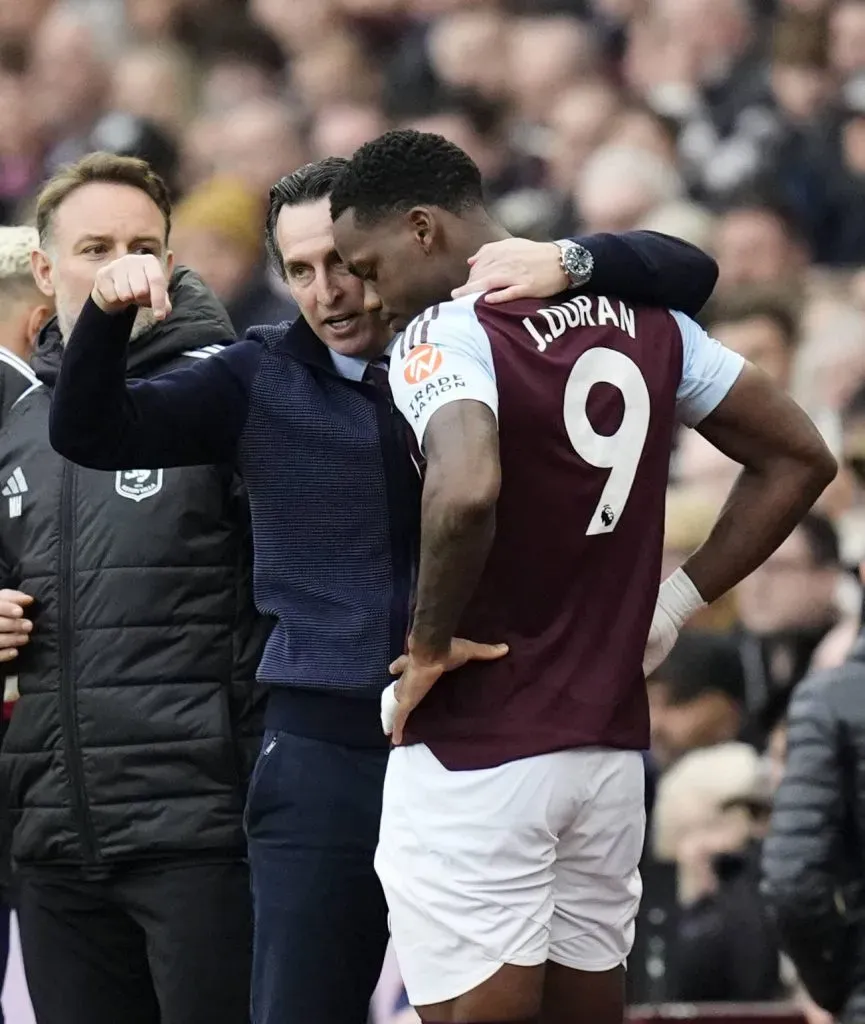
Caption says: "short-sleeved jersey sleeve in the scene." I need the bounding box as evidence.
[389,298,499,449]
[671,309,746,427]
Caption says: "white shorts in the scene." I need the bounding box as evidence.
[375,744,645,1008]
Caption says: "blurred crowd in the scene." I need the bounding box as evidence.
[0,0,864,1019]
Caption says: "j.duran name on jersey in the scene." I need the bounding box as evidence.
[522,295,637,352]
[408,374,467,422]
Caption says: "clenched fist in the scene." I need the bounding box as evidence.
[91,254,172,320]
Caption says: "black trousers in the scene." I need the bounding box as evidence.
[16,858,252,1024]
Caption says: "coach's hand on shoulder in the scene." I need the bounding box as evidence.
[452,239,567,305]
[384,638,508,743]
[91,254,172,320]
[0,589,34,663]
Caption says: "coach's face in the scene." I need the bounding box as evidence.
[31,182,172,341]
[275,198,389,358]
[332,207,455,333]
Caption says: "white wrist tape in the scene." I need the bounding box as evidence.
[381,681,399,737]
[657,567,706,631]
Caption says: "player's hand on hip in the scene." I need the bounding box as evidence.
[388,637,508,678]
[0,589,34,663]
[387,656,445,746]
[452,239,567,305]
[642,602,679,677]
[91,254,172,320]
[384,638,508,742]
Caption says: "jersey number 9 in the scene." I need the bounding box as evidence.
[563,348,651,536]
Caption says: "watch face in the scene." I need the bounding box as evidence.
[563,244,593,283]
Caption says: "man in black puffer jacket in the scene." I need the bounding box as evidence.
[762,607,865,1020]
[0,153,267,1024]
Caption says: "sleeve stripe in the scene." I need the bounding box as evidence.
[418,303,440,348]
[181,347,226,360]
[401,304,441,357]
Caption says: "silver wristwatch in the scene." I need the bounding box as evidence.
[554,240,594,288]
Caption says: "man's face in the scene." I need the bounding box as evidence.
[31,182,172,340]
[332,208,457,333]
[715,209,801,289]
[648,681,741,769]
[276,198,389,358]
[736,527,837,634]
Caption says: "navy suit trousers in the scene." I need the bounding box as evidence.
[246,728,390,1024]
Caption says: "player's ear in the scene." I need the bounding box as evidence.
[408,207,435,255]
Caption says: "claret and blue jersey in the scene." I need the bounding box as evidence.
[389,291,744,770]
[48,233,722,744]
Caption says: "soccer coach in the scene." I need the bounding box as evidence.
[46,153,720,1024]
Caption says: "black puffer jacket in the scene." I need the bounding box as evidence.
[0,268,268,867]
[762,635,865,1019]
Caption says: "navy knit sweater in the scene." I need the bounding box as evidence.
[49,234,718,743]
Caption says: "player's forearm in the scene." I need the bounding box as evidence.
[409,477,497,661]
[682,456,835,604]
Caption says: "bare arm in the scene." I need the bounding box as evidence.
[409,400,501,660]
[683,364,837,603]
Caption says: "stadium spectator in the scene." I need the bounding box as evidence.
[714,196,810,292]
[736,512,843,724]
[171,176,296,332]
[654,743,781,1002]
[648,632,746,770]
[704,289,800,388]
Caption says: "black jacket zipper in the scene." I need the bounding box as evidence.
[59,460,99,862]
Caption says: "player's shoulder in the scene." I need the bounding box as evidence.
[396,294,487,361]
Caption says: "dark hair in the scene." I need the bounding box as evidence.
[798,510,839,568]
[651,631,745,706]
[265,157,349,279]
[329,129,484,227]
[721,187,806,247]
[197,17,286,78]
[706,288,800,348]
